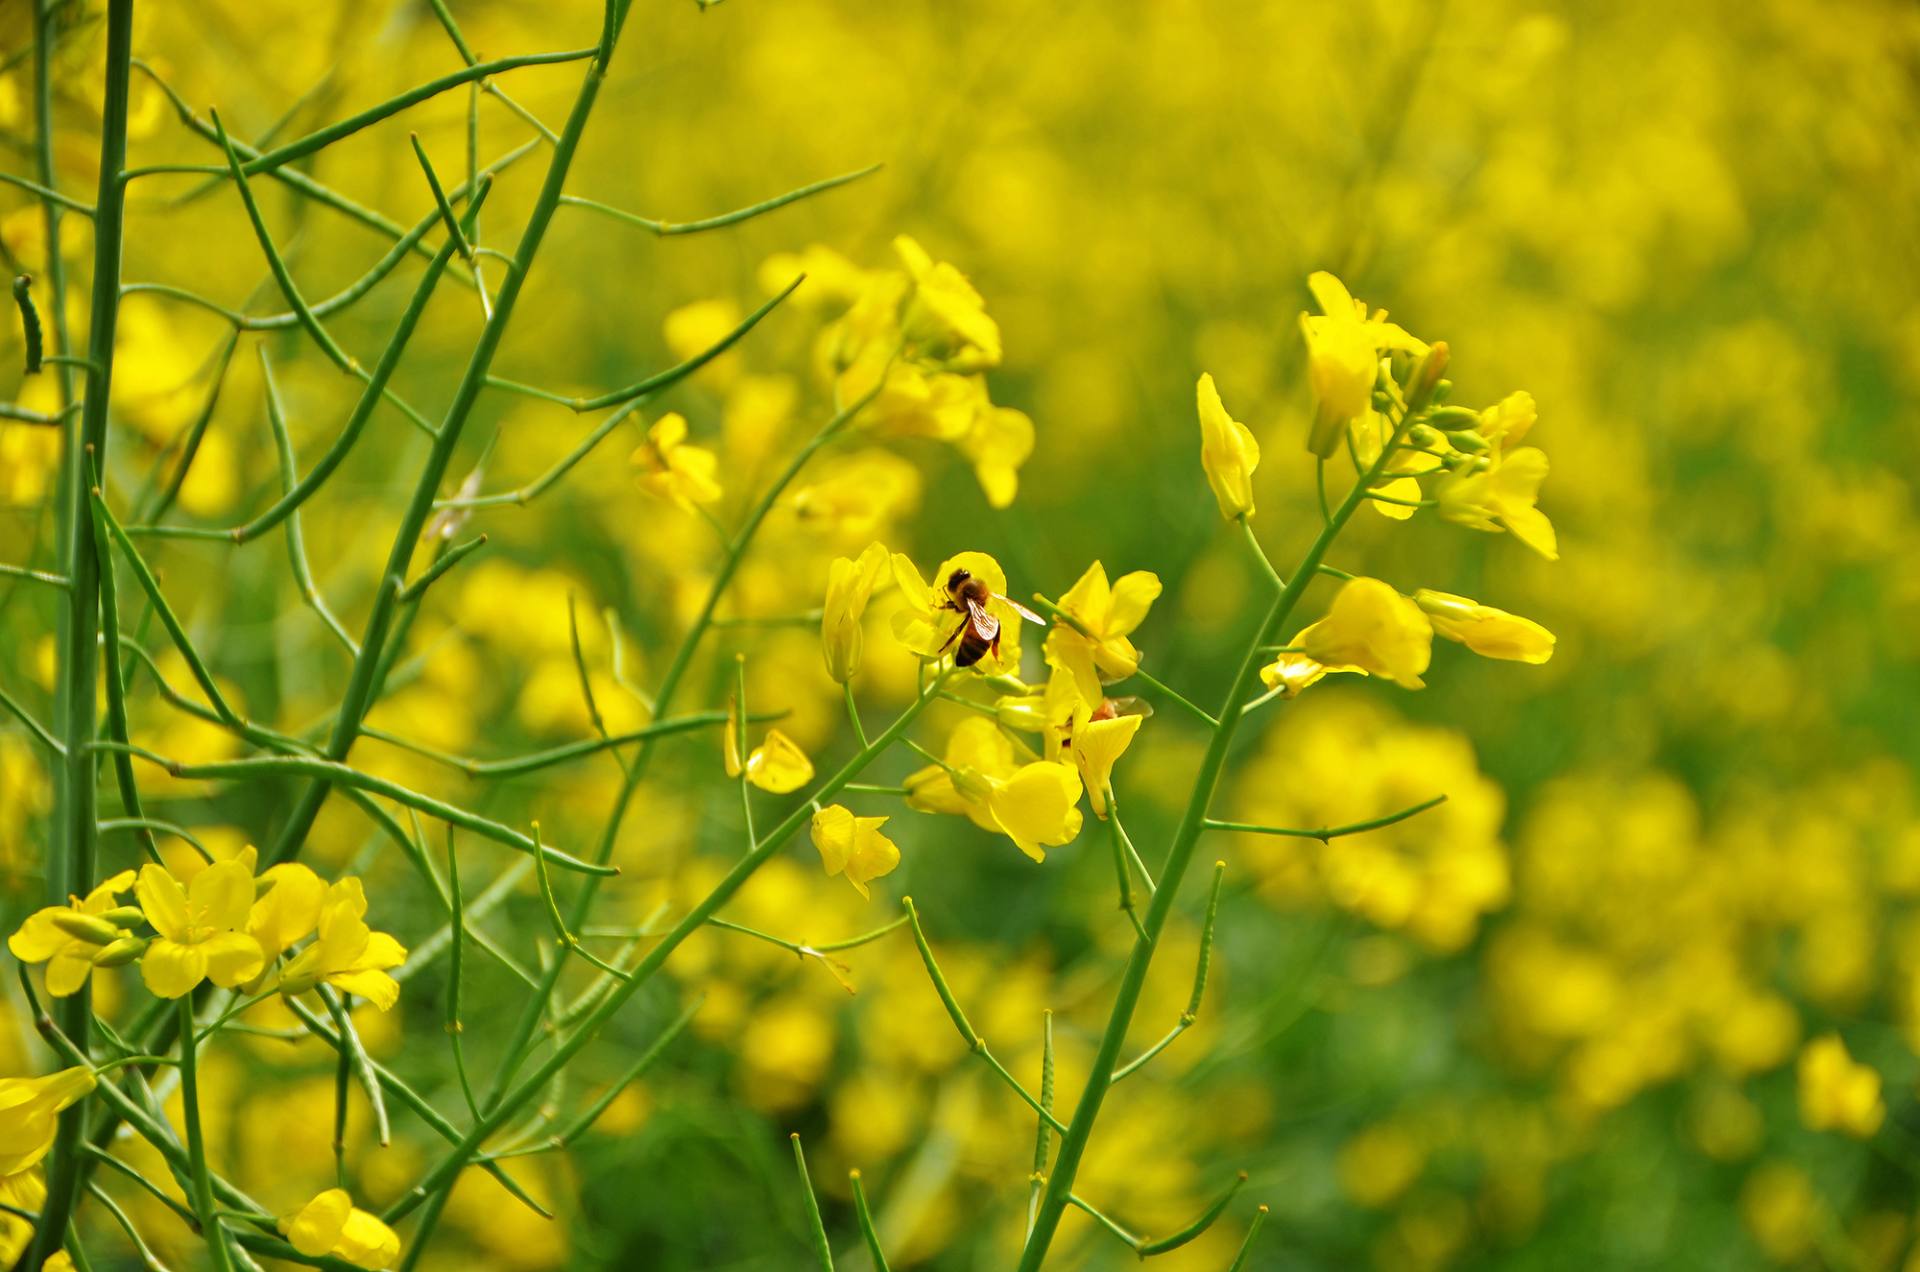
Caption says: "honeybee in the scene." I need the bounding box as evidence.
[940,567,1045,668]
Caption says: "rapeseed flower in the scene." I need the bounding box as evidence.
[905,717,1081,861]
[8,869,139,996]
[1293,578,1433,689]
[726,721,815,793]
[1796,1034,1883,1137]
[1436,446,1557,560]
[1196,372,1259,519]
[0,1069,95,1179]
[1413,590,1556,663]
[631,412,722,510]
[821,541,892,683]
[895,235,1002,372]
[277,878,408,1011]
[810,805,902,898]
[1299,271,1427,457]
[135,858,267,998]
[281,1189,402,1270]
[1043,561,1162,706]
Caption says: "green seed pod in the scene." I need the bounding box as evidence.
[100,906,147,929]
[52,912,124,946]
[91,937,149,968]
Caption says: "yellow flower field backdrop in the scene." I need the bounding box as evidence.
[0,0,1917,1268]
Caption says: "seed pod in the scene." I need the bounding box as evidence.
[91,937,149,967]
[52,912,123,946]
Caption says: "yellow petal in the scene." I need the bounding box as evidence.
[134,865,190,943]
[329,969,402,1012]
[1074,714,1143,818]
[188,859,256,933]
[200,932,266,989]
[811,805,857,878]
[1197,373,1259,517]
[283,1189,352,1259]
[250,863,326,955]
[8,910,72,963]
[335,1206,402,1270]
[745,730,814,793]
[139,938,207,998]
[1106,571,1162,637]
[988,762,1084,862]
[44,952,95,998]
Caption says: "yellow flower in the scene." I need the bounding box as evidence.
[1412,590,1556,664]
[1258,651,1332,700]
[822,541,893,683]
[789,449,922,540]
[1796,1034,1883,1138]
[890,550,1026,676]
[1070,711,1143,820]
[277,878,408,1011]
[1298,271,1428,457]
[726,721,815,794]
[1347,408,1433,521]
[955,401,1033,509]
[135,858,267,998]
[1043,561,1162,706]
[631,412,722,510]
[895,235,1002,372]
[8,869,139,997]
[810,805,902,898]
[248,862,328,957]
[280,1189,402,1270]
[905,717,1081,861]
[1475,390,1536,450]
[1435,445,1557,560]
[0,1069,95,1179]
[1294,578,1433,690]
[1195,372,1259,520]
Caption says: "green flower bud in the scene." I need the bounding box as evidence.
[1445,429,1491,454]
[100,906,146,929]
[52,912,123,946]
[91,936,149,968]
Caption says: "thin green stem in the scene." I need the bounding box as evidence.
[1204,793,1446,841]
[177,1000,235,1272]
[1226,1205,1270,1272]
[901,897,1068,1134]
[792,1134,835,1271]
[850,1170,890,1271]
[34,3,132,1260]
[383,673,950,1226]
[1026,1009,1055,1239]
[843,682,870,749]
[559,162,880,236]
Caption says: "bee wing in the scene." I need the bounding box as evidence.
[992,593,1047,625]
[965,598,1002,640]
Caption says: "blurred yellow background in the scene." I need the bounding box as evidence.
[3,1,1919,1268]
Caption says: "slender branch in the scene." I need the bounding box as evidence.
[1018,348,1451,1268]
[33,4,134,1259]
[560,161,881,236]
[1203,793,1446,841]
[901,897,1067,1134]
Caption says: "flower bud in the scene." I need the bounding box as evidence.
[278,970,318,997]
[1407,423,1445,450]
[91,936,148,967]
[100,906,146,929]
[1445,429,1490,454]
[52,912,123,946]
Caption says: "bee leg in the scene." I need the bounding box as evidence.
[937,622,965,655]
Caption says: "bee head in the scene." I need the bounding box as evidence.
[945,568,972,593]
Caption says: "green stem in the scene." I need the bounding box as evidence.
[1204,793,1446,840]
[263,45,621,872]
[1017,354,1446,1269]
[383,672,950,1226]
[177,1001,235,1272]
[791,1134,834,1271]
[33,3,132,1262]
